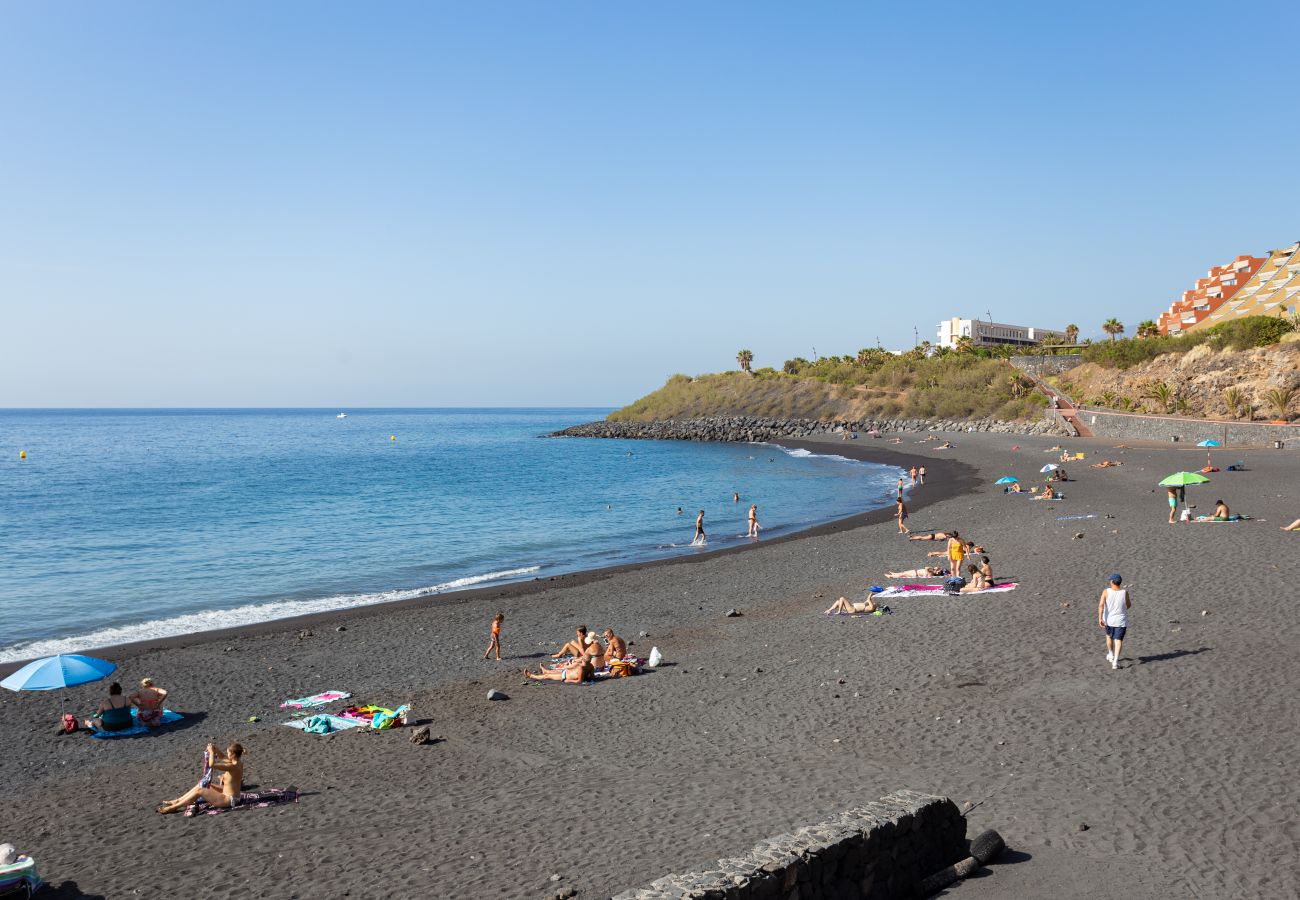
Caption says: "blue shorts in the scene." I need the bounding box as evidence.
[1105,625,1127,640]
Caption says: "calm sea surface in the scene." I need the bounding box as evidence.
[0,409,904,661]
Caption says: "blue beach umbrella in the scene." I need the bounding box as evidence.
[2,654,117,717]
[1,654,116,691]
[994,476,1018,484]
[1197,439,1222,447]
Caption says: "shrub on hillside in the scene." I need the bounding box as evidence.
[1081,315,1295,369]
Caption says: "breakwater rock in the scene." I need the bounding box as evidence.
[553,415,1069,442]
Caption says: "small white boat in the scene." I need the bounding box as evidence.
[336,413,348,419]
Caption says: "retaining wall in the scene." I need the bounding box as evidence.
[555,416,1068,442]
[610,790,967,900]
[1079,407,1299,447]
[1010,354,1084,378]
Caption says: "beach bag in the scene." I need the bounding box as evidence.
[647,647,662,668]
[61,713,78,734]
[608,660,636,678]
[943,576,966,595]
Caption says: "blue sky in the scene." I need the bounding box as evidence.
[2,1,1297,406]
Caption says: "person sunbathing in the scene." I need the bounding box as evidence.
[1090,460,1122,468]
[824,595,878,615]
[978,556,993,582]
[84,682,133,734]
[1214,499,1230,520]
[551,626,590,659]
[1034,485,1057,500]
[602,629,627,661]
[959,565,990,593]
[909,530,955,541]
[1283,519,1300,532]
[884,565,948,578]
[157,743,243,814]
[937,441,954,449]
[525,657,594,684]
[129,678,169,728]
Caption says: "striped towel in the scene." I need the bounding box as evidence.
[279,691,351,709]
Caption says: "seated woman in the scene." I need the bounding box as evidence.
[525,657,594,684]
[1005,482,1024,493]
[884,565,948,578]
[129,677,169,728]
[84,682,134,734]
[824,595,878,615]
[978,556,993,582]
[551,626,590,659]
[581,633,607,667]
[157,743,243,814]
[1034,484,1058,500]
[909,530,955,541]
[959,565,990,593]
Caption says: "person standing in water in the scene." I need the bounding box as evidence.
[692,510,706,545]
[1097,573,1131,670]
[747,504,761,537]
[733,492,740,503]
[909,465,918,487]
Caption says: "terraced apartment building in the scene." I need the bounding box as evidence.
[1155,251,1276,335]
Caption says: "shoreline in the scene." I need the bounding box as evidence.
[0,439,975,675]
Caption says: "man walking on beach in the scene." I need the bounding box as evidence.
[692,510,706,545]
[1097,573,1131,670]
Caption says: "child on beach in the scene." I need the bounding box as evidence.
[1097,573,1131,670]
[895,498,910,534]
[483,612,504,660]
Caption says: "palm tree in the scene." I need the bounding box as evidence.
[954,335,974,354]
[1064,324,1080,345]
[1265,386,1297,421]
[1136,320,1159,339]
[736,349,753,373]
[1102,318,1125,341]
[1141,381,1175,414]
[1223,387,1244,419]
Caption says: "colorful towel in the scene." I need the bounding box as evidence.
[89,708,183,739]
[1191,515,1253,523]
[282,714,362,734]
[279,690,350,709]
[1057,514,1098,521]
[880,582,1019,596]
[0,856,42,894]
[184,788,299,817]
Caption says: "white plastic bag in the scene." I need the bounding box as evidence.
[647,646,663,668]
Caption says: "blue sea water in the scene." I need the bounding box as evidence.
[0,409,904,661]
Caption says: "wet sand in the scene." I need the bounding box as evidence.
[2,432,1297,898]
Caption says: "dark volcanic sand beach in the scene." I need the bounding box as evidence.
[3,432,1299,899]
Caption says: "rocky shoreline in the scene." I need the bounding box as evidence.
[553,415,1070,442]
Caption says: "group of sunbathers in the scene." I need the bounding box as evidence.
[907,529,995,592]
[524,625,630,684]
[83,678,170,734]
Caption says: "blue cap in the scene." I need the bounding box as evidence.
[869,585,885,593]
[1109,573,1122,584]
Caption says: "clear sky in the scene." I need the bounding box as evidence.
[3,1,1297,407]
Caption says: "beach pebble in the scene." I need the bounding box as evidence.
[1073,532,1084,539]
[486,690,508,701]
[1078,822,1090,832]
[336,625,347,632]
[549,874,563,882]
[1201,610,1209,616]
[725,608,742,617]
[638,631,649,638]
[754,667,763,673]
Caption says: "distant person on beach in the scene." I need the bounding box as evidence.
[692,510,706,545]
[937,441,953,450]
[1167,487,1179,524]
[959,564,989,593]
[909,529,954,541]
[895,498,910,534]
[824,595,878,615]
[1282,519,1300,532]
[918,466,926,484]
[1213,499,1230,521]
[946,532,965,574]
[157,742,244,814]
[525,657,593,683]
[551,626,589,659]
[896,476,905,499]
[1098,573,1131,670]
[747,504,761,537]
[483,612,504,661]
[885,565,948,578]
[84,682,133,734]
[909,465,918,486]
[978,556,993,583]
[1091,459,1123,468]
[1005,482,1024,493]
[602,628,627,661]
[1035,484,1058,500]
[581,632,606,666]
[129,678,169,728]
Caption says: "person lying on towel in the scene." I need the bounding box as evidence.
[525,657,594,684]
[824,595,878,615]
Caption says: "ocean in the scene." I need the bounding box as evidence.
[0,409,904,662]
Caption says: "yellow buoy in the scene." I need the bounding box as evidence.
[19,450,26,459]
[390,435,396,441]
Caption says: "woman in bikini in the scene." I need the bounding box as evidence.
[884,565,948,578]
[157,743,243,814]
[959,564,990,593]
[129,678,169,728]
[525,657,594,683]
[824,595,878,615]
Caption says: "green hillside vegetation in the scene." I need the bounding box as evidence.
[610,353,1048,423]
[1077,315,1295,369]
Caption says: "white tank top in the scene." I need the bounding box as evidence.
[1103,587,1129,627]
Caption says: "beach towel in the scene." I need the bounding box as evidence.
[878,582,1018,597]
[283,714,362,734]
[184,788,299,818]
[1191,515,1253,523]
[0,856,42,897]
[89,708,183,739]
[279,690,350,709]
[824,607,894,618]
[1056,514,1098,521]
